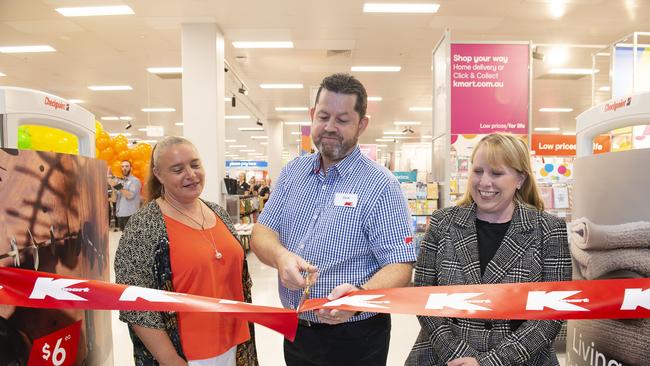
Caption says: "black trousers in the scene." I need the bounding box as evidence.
[284,314,391,366]
[117,216,131,231]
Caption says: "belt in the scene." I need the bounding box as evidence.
[298,313,384,328]
[298,319,330,328]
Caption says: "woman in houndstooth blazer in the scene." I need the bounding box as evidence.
[406,133,571,366]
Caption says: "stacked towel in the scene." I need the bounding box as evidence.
[568,218,650,280]
[569,217,650,250]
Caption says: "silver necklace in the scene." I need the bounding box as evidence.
[163,197,223,260]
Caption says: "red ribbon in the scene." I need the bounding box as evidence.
[1,267,649,343]
[0,267,298,340]
[301,278,650,320]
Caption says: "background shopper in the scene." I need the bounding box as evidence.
[109,160,141,231]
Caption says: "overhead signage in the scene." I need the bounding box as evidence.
[451,43,530,134]
[225,160,268,168]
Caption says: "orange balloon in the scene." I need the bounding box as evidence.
[96,137,109,150]
[128,148,140,161]
[111,161,122,177]
[97,130,109,141]
[98,147,114,161]
[132,160,145,171]
[114,134,128,146]
[117,150,130,161]
[114,140,128,154]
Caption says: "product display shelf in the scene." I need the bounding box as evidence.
[401,182,440,252]
[537,181,573,222]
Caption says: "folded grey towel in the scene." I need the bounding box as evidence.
[569,245,650,280]
[569,218,650,250]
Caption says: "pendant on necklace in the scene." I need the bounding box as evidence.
[215,250,223,260]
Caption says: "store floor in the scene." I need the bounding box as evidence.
[108,231,566,366]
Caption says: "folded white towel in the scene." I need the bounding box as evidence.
[569,217,650,250]
[569,245,650,280]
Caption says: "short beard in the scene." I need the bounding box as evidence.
[315,134,358,162]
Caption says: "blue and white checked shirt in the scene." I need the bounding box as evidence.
[258,145,416,322]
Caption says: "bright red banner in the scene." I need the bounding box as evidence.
[302,278,650,320]
[0,267,298,340]
[1,268,649,344]
[28,321,81,366]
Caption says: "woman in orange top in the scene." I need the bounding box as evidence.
[115,136,258,366]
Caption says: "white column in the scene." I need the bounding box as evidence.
[181,23,226,205]
[267,119,283,187]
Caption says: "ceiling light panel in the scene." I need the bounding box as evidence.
[275,107,309,111]
[284,122,311,126]
[232,41,294,48]
[368,96,383,101]
[534,127,561,132]
[539,108,573,112]
[88,85,132,91]
[363,3,440,13]
[100,116,119,121]
[147,67,182,74]
[260,84,304,89]
[225,115,251,120]
[393,121,422,125]
[142,107,175,112]
[548,68,598,75]
[239,127,264,131]
[56,5,134,17]
[0,45,56,53]
[351,66,401,72]
[67,99,83,103]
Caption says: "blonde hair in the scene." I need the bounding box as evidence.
[145,136,195,202]
[457,133,544,211]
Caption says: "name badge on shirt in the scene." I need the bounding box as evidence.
[334,193,358,208]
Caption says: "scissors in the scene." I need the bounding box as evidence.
[296,271,317,312]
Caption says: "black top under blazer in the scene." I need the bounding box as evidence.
[406,202,571,366]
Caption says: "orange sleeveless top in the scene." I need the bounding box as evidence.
[164,213,250,360]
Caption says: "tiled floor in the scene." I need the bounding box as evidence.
[108,231,565,366]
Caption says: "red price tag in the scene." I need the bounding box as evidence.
[28,321,81,366]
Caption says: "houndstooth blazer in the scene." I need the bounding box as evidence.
[406,202,571,366]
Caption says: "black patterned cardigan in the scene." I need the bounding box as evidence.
[114,199,258,366]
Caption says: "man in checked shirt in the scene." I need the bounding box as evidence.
[252,73,416,366]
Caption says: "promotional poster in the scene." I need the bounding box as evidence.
[0,148,112,366]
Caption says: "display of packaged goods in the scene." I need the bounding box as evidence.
[539,186,554,209]
[553,185,570,209]
[416,182,428,200]
[400,182,418,199]
[427,183,439,199]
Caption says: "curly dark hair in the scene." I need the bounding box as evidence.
[314,73,368,118]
